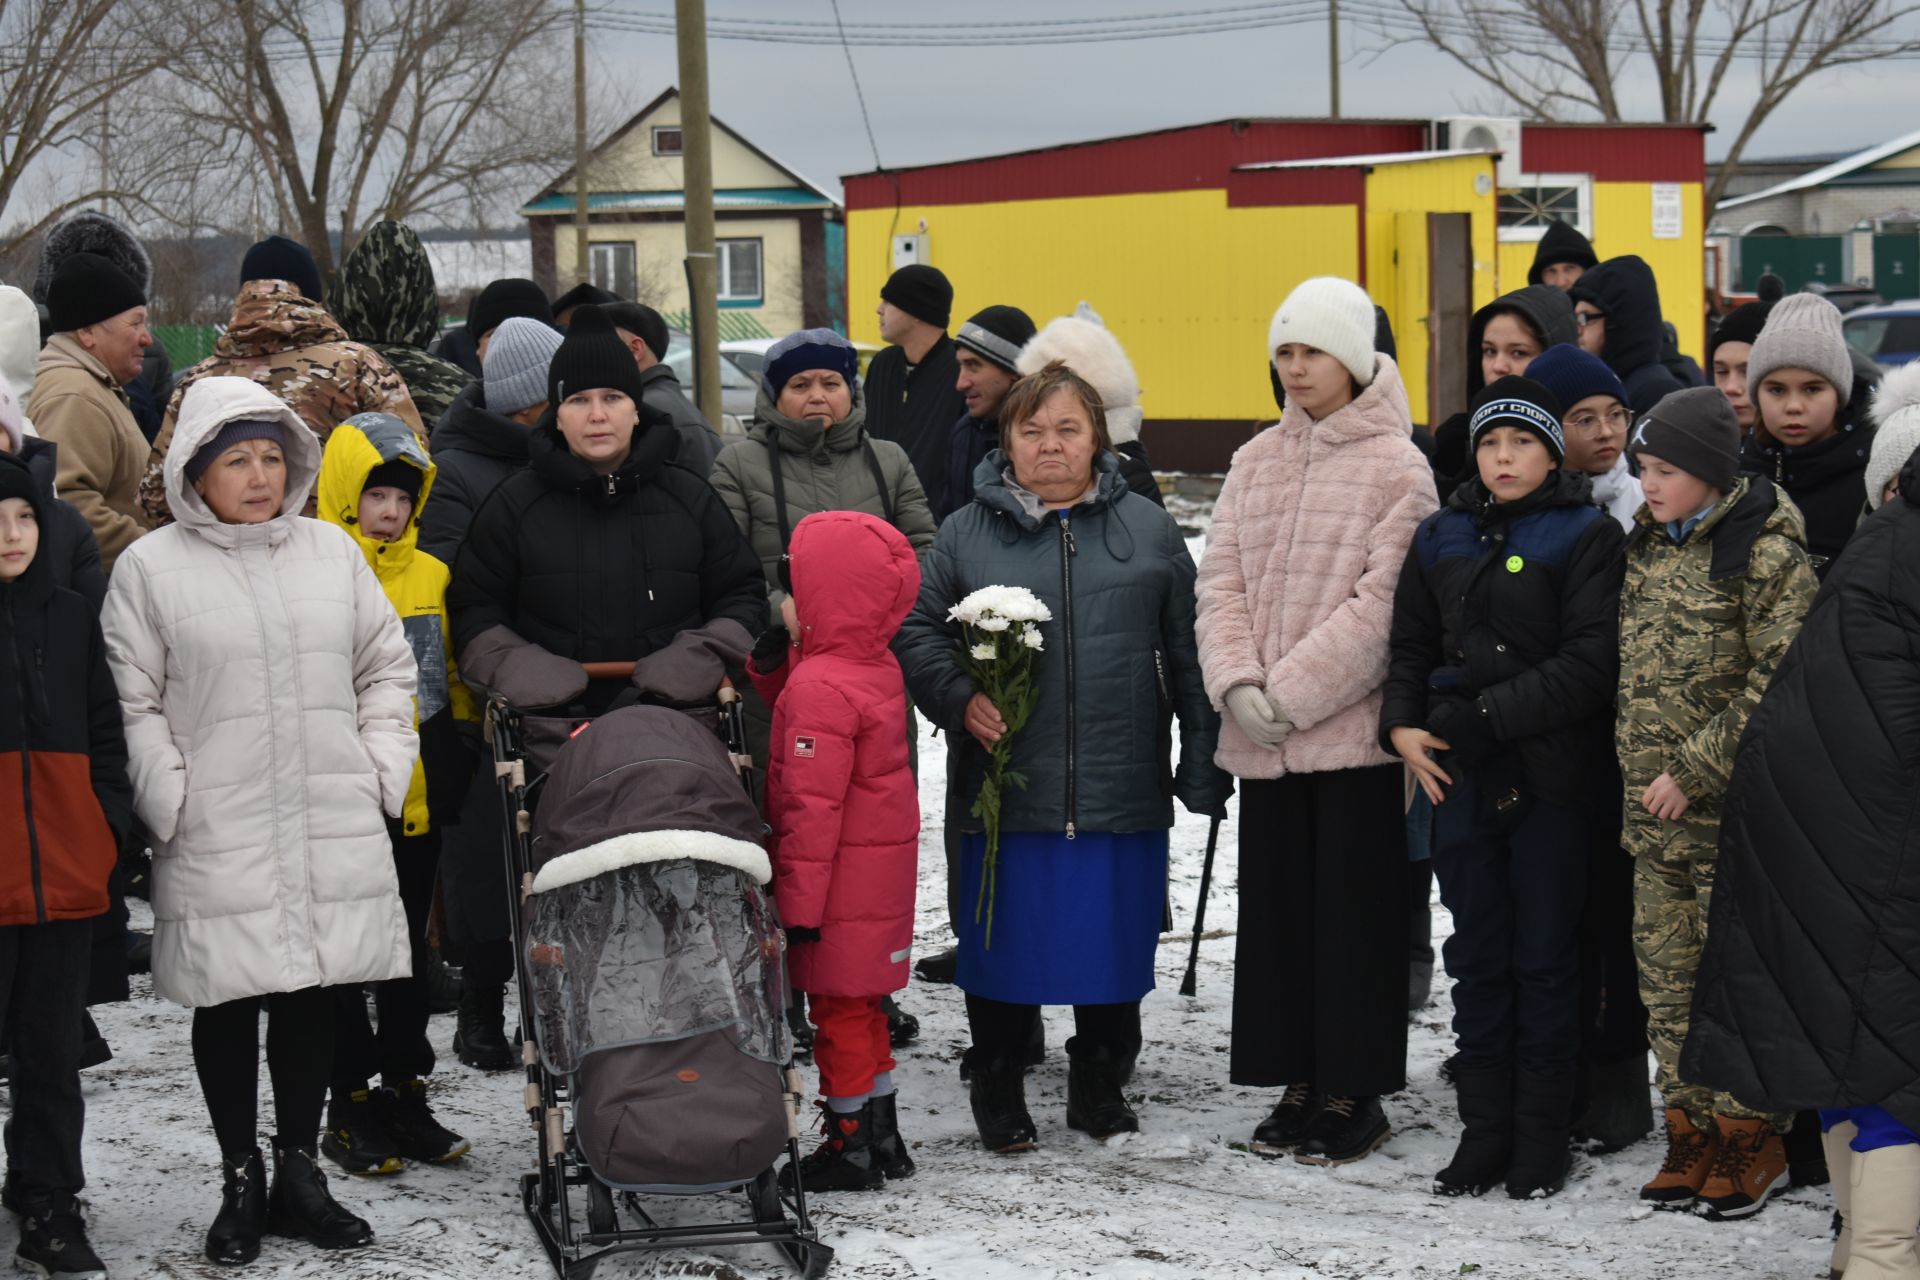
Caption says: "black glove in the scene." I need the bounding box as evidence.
[1174,758,1234,820]
[1427,696,1497,767]
[751,623,791,674]
[784,925,822,946]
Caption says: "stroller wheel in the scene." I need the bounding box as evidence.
[586,1177,618,1236]
[748,1168,786,1234]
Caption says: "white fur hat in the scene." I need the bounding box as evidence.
[1867,360,1920,510]
[1017,311,1145,445]
[0,371,22,454]
[1269,276,1376,387]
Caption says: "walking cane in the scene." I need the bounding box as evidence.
[1179,815,1223,997]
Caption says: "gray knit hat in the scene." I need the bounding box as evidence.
[1627,386,1742,492]
[1746,293,1853,409]
[483,316,564,416]
[184,418,287,484]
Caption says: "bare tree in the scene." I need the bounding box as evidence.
[152,0,573,279]
[1377,0,1920,208]
[0,0,172,253]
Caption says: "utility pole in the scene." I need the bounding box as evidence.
[676,0,721,425]
[1328,0,1341,119]
[572,0,590,288]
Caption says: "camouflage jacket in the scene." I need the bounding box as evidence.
[138,280,425,526]
[1616,474,1818,857]
[329,219,471,435]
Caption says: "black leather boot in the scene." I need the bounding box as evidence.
[968,1063,1038,1153]
[206,1147,267,1266]
[867,1093,916,1179]
[1434,1066,1513,1197]
[1506,1067,1578,1199]
[1066,1048,1140,1139]
[1295,1096,1391,1165]
[1252,1084,1326,1155]
[266,1143,374,1249]
[453,984,514,1072]
[778,1103,885,1193]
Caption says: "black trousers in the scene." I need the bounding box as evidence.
[333,826,439,1090]
[1578,833,1649,1065]
[966,994,1138,1068]
[0,919,94,1201]
[193,985,334,1157]
[1433,775,1590,1073]
[1231,765,1408,1096]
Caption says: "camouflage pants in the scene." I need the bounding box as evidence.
[1631,829,1791,1128]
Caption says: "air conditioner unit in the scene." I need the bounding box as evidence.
[1436,116,1524,187]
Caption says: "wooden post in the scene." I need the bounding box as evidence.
[572,0,590,288]
[675,0,722,424]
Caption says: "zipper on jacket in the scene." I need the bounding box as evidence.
[1060,517,1077,840]
[6,597,47,924]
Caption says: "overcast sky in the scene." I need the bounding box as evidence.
[584,0,1920,198]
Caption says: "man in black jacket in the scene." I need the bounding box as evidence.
[939,304,1035,523]
[603,301,720,476]
[865,265,966,505]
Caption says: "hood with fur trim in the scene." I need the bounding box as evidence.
[0,286,39,416]
[32,211,151,307]
[1016,314,1144,445]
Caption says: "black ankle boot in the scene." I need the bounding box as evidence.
[1434,1066,1513,1197]
[968,1062,1038,1153]
[453,985,514,1072]
[778,1103,885,1193]
[1066,1048,1139,1139]
[206,1147,267,1266]
[1295,1095,1391,1166]
[867,1093,916,1179]
[266,1143,374,1249]
[1252,1084,1325,1155]
[1505,1068,1577,1199]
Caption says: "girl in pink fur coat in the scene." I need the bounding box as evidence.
[1195,276,1438,1167]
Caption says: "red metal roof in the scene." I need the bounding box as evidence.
[1521,124,1707,183]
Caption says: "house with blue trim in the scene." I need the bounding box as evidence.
[522,87,844,336]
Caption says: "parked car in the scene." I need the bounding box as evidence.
[1843,302,1920,369]
[1803,282,1887,314]
[662,329,759,436]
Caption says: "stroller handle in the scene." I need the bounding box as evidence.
[580,661,638,680]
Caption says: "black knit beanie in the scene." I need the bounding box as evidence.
[881,264,953,329]
[1707,300,1774,368]
[240,235,325,305]
[469,278,554,342]
[363,457,424,502]
[602,301,670,362]
[1469,375,1566,461]
[47,252,146,332]
[547,304,646,408]
[1627,387,1742,492]
[955,305,1036,373]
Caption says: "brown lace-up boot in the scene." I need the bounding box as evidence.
[1640,1107,1717,1208]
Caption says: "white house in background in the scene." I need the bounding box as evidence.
[1715,128,1920,235]
[521,87,843,338]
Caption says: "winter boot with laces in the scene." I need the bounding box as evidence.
[16,1193,107,1279]
[968,1062,1038,1153]
[1295,1095,1391,1166]
[1696,1116,1787,1221]
[1433,1067,1512,1197]
[1640,1107,1718,1208]
[867,1093,915,1179]
[453,985,515,1072]
[320,1088,404,1175]
[1505,1068,1577,1200]
[205,1147,267,1266]
[266,1143,374,1249]
[1065,1045,1139,1140]
[1252,1084,1325,1156]
[373,1079,470,1163]
[778,1103,885,1193]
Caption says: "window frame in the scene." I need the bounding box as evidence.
[1495,173,1593,244]
[588,241,636,299]
[651,126,684,157]
[716,237,764,305]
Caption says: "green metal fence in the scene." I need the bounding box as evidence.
[151,324,222,369]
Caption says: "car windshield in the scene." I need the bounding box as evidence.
[727,349,766,380]
[664,334,755,390]
[1845,315,1920,357]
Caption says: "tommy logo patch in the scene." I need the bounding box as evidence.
[794,736,816,758]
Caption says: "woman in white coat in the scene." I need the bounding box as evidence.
[102,376,417,1267]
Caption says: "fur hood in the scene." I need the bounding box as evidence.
[1017,314,1144,445]
[1866,359,1920,510]
[32,210,152,306]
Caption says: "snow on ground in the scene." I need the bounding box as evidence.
[39,530,1830,1277]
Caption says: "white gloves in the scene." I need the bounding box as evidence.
[1225,684,1294,750]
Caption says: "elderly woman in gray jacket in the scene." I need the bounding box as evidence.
[896,360,1230,1155]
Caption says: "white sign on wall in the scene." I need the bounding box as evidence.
[1652,183,1683,239]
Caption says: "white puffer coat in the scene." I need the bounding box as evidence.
[102,376,417,1008]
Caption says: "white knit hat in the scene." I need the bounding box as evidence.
[1747,293,1853,409]
[1866,360,1920,510]
[1268,277,1377,387]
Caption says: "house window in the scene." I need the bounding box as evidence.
[652,127,683,157]
[717,238,763,304]
[1497,174,1592,242]
[590,242,635,299]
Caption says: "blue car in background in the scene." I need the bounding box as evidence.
[1844,302,1920,369]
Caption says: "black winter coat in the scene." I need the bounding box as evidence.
[1682,447,1920,1131]
[1740,418,1875,578]
[1571,256,1688,413]
[637,364,720,477]
[897,451,1231,834]
[1382,470,1625,819]
[864,336,967,510]
[14,438,104,610]
[419,380,529,565]
[447,418,766,706]
[941,415,1164,521]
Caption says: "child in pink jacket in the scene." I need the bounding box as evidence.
[748,510,922,1193]
[1196,276,1438,1166]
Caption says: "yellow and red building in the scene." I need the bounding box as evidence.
[844,118,1707,471]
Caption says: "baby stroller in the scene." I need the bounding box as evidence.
[490,679,833,1279]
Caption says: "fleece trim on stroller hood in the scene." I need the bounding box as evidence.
[528,705,770,893]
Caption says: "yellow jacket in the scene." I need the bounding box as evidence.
[317,413,477,836]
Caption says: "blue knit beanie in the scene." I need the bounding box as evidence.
[1525,344,1627,420]
[762,329,859,401]
[185,418,288,484]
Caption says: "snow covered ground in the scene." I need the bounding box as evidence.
[46,527,1831,1277]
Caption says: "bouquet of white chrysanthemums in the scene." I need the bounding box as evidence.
[947,585,1052,948]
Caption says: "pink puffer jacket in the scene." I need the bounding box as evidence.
[1196,354,1437,779]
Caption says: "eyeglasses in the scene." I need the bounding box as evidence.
[1574,311,1605,330]
[1565,407,1632,435]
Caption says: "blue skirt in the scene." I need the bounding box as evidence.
[955,829,1169,1006]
